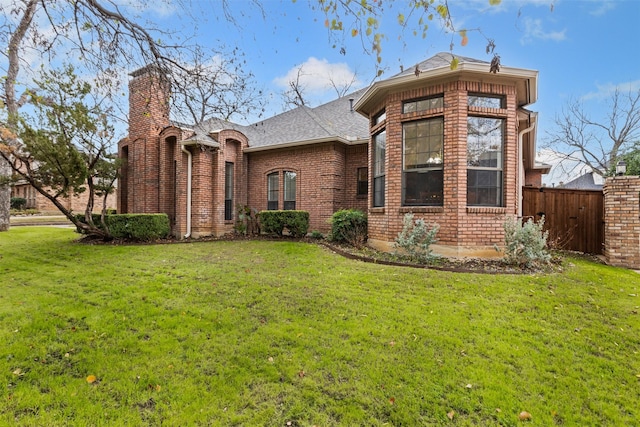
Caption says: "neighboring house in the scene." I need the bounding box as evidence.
[558,172,604,191]
[118,52,547,256]
[11,179,117,214]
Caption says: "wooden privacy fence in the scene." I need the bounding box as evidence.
[522,187,604,254]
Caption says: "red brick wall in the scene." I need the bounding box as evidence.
[247,142,367,232]
[366,79,521,251]
[525,170,543,187]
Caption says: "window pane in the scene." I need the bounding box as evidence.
[225,162,234,220]
[467,170,503,206]
[373,176,385,207]
[403,96,443,114]
[468,95,505,109]
[374,131,386,177]
[467,117,503,168]
[267,172,279,210]
[357,167,368,196]
[403,118,443,170]
[402,170,443,206]
[284,171,296,208]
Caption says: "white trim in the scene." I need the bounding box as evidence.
[243,136,368,153]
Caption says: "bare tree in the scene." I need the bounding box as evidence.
[545,90,640,177]
[281,66,310,110]
[0,0,264,231]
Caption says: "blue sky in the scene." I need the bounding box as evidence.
[166,0,640,131]
[3,0,639,184]
[166,0,639,183]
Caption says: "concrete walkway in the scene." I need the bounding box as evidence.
[10,215,73,227]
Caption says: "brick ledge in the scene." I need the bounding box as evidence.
[466,207,507,214]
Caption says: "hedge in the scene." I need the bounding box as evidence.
[75,213,170,240]
[328,209,368,247]
[257,210,309,238]
[11,197,27,210]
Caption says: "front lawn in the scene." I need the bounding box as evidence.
[1,227,638,426]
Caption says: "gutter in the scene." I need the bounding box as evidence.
[181,144,192,238]
[518,119,536,218]
[243,136,368,153]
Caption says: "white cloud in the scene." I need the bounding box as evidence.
[581,80,640,101]
[113,0,176,18]
[274,57,360,97]
[537,148,600,186]
[588,0,616,17]
[520,17,566,44]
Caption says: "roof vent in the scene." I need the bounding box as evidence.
[349,98,354,112]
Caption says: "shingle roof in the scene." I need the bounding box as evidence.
[559,172,604,190]
[394,52,489,78]
[189,87,369,150]
[174,53,492,150]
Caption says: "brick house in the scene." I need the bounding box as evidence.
[11,180,117,214]
[119,52,547,256]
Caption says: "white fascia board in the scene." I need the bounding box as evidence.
[181,139,220,149]
[355,63,538,113]
[244,136,368,153]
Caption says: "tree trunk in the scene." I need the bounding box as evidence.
[0,160,10,231]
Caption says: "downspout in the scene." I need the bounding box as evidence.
[518,120,536,218]
[181,144,192,238]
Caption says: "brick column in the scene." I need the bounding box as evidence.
[604,176,640,268]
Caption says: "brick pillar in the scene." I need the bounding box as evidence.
[604,176,640,268]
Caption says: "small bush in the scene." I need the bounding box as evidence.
[328,209,368,247]
[503,216,551,267]
[258,210,309,238]
[235,205,260,235]
[75,213,170,241]
[310,230,324,239]
[11,197,27,210]
[394,213,439,263]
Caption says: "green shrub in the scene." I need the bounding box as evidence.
[75,213,170,241]
[257,210,309,238]
[235,205,260,235]
[310,230,324,239]
[394,213,439,263]
[11,197,27,210]
[328,209,367,247]
[503,216,551,267]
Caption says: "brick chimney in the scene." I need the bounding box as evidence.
[119,65,171,214]
[128,65,171,141]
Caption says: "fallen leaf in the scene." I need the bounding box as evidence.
[447,410,455,420]
[518,411,532,421]
[268,357,274,363]
[389,341,396,346]
[12,368,23,376]
[389,397,396,405]
[465,383,473,389]
[496,408,502,413]
[155,384,161,391]
[86,375,97,384]
[298,370,305,378]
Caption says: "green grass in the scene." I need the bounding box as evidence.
[1,227,639,426]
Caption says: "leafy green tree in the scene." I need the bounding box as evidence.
[0,66,119,238]
[612,145,640,176]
